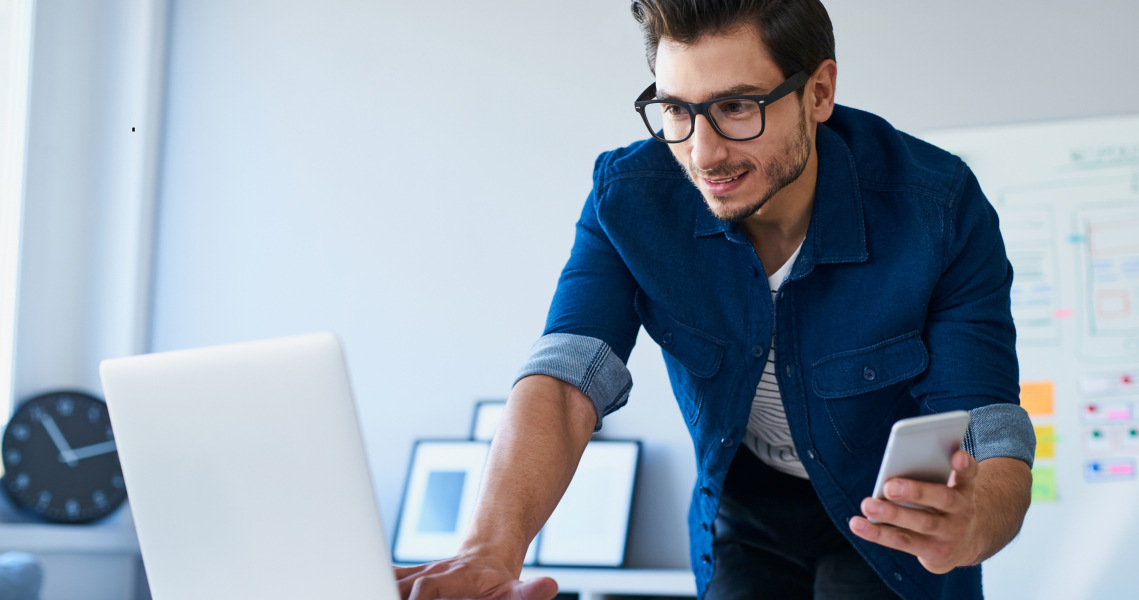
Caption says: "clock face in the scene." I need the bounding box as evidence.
[2,391,127,523]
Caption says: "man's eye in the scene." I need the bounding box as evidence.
[661,103,686,118]
[715,100,760,117]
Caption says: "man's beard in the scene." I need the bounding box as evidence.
[685,112,812,223]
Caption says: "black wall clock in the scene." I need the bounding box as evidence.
[1,391,127,523]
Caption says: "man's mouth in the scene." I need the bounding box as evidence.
[705,174,743,184]
[700,170,749,194]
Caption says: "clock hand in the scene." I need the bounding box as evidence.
[68,440,118,461]
[38,413,79,466]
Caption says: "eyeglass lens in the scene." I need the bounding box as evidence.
[642,98,764,142]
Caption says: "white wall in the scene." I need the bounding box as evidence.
[829,1,1138,133]
[140,0,1139,578]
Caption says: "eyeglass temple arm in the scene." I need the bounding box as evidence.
[635,83,657,105]
[765,71,810,103]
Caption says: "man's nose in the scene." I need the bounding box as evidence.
[688,114,729,173]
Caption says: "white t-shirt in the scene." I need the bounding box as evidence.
[741,241,809,479]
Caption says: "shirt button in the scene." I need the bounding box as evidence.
[894,572,903,582]
[785,364,793,376]
[863,366,877,381]
[702,553,712,564]
[662,331,673,345]
[720,437,733,447]
[807,450,816,460]
[752,345,764,358]
[700,486,712,497]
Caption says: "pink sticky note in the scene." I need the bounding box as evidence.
[1053,308,1075,319]
[1109,464,1135,476]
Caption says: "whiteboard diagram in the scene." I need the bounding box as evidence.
[924,115,1139,600]
[1076,204,1139,356]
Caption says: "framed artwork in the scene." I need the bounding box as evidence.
[470,399,506,441]
[392,440,489,563]
[392,438,538,565]
[537,440,641,567]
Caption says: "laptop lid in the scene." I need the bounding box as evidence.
[100,332,399,600]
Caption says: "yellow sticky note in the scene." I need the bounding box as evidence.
[1034,425,1056,459]
[1031,465,1057,502]
[1020,381,1055,417]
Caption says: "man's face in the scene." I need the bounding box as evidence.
[654,27,812,223]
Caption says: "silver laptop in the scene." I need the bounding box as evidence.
[100,333,399,600]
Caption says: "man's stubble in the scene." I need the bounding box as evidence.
[683,110,812,224]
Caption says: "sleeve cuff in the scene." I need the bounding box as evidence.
[962,403,1037,467]
[514,333,633,432]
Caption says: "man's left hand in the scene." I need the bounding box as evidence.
[848,449,981,574]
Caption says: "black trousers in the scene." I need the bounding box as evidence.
[703,449,900,600]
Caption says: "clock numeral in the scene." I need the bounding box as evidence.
[29,406,44,421]
[14,473,30,490]
[65,499,80,518]
[93,490,107,508]
[88,405,101,423]
[36,491,51,510]
[11,424,30,441]
[111,474,125,489]
[4,449,20,466]
[105,426,114,441]
[56,397,75,417]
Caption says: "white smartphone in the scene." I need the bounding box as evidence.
[871,410,971,510]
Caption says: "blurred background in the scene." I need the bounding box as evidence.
[1,1,1137,598]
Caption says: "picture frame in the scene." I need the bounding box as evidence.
[536,440,641,567]
[469,399,506,441]
[392,440,490,564]
[392,438,539,565]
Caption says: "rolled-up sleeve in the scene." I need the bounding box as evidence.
[515,333,633,432]
[964,403,1036,467]
[516,151,643,431]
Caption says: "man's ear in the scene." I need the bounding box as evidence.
[806,59,837,123]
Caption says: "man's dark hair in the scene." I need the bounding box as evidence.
[630,0,835,79]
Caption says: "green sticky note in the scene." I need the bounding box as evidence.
[1031,465,1058,502]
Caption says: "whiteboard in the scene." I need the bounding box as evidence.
[923,115,1139,600]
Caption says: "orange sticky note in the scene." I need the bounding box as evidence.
[1020,381,1055,417]
[1034,424,1056,459]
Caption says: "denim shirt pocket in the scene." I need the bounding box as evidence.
[635,291,727,426]
[811,330,929,454]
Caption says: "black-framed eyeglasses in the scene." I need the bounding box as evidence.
[633,71,809,143]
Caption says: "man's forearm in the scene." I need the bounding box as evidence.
[970,457,1032,564]
[457,374,597,574]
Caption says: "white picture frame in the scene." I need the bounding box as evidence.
[470,399,506,441]
[392,440,489,563]
[392,438,539,565]
[537,440,640,567]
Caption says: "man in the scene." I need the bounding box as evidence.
[397,1,1035,598]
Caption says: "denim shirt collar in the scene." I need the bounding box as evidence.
[692,121,868,278]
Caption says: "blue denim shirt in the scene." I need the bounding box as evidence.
[518,105,1035,599]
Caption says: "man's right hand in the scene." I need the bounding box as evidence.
[394,553,558,600]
